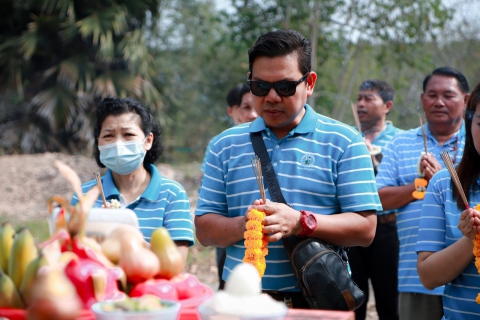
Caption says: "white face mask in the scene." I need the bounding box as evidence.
[99,138,147,175]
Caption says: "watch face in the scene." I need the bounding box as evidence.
[305,215,316,228]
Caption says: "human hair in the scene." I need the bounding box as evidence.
[226,84,243,107]
[422,66,469,93]
[359,79,395,103]
[454,81,480,209]
[248,29,311,76]
[93,96,163,169]
[237,83,251,105]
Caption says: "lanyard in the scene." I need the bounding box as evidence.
[450,136,459,164]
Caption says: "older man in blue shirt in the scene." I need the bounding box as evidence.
[376,67,470,320]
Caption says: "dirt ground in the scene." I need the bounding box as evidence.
[0,152,379,318]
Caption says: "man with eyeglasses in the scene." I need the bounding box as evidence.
[195,29,381,309]
[348,79,403,320]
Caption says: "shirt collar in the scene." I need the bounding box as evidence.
[416,121,466,139]
[102,169,119,199]
[249,104,317,134]
[102,163,161,201]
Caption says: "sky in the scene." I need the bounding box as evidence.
[215,0,480,25]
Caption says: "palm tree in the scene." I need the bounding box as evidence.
[0,0,163,154]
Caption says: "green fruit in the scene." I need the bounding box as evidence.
[19,253,48,305]
[137,294,162,311]
[150,227,184,279]
[0,268,25,309]
[0,222,16,273]
[8,228,38,289]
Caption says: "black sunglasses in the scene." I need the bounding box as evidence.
[248,72,309,97]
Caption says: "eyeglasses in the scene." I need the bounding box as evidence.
[248,72,309,97]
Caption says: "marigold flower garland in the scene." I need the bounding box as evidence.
[243,209,268,277]
[472,204,480,304]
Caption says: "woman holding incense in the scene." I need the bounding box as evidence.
[416,81,480,319]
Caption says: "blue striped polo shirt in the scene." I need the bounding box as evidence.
[361,121,403,216]
[196,104,382,291]
[72,163,195,245]
[416,169,480,319]
[376,122,465,294]
[366,121,403,150]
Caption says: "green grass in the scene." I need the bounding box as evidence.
[0,217,50,244]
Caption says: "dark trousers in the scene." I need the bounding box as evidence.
[216,247,226,290]
[348,218,399,320]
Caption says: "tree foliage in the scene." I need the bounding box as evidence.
[1,0,479,163]
[0,0,163,154]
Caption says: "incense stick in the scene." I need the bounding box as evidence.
[440,150,469,209]
[94,171,108,207]
[419,114,428,154]
[251,156,266,203]
[351,103,362,133]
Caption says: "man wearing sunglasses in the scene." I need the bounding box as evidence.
[195,29,381,309]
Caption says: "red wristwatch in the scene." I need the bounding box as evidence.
[298,210,317,237]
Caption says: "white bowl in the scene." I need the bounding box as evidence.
[91,298,181,320]
[197,298,288,320]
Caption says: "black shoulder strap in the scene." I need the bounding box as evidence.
[250,132,287,204]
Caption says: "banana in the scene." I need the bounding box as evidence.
[19,253,48,305]
[8,227,38,289]
[0,268,25,309]
[0,222,16,273]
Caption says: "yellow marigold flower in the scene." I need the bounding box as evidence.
[248,209,266,221]
[472,204,480,303]
[246,220,263,231]
[245,239,263,248]
[262,247,269,256]
[244,230,263,240]
[262,238,268,246]
[244,209,268,278]
[476,259,480,270]
[244,248,264,261]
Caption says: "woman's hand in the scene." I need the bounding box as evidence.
[458,208,480,239]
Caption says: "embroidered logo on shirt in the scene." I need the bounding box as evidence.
[301,154,315,167]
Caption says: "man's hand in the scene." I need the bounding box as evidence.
[250,202,301,242]
[420,153,442,181]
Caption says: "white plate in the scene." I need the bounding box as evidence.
[91,299,181,320]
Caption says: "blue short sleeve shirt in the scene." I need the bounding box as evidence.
[72,164,195,245]
[367,121,403,150]
[416,169,480,319]
[196,104,382,291]
[376,123,465,294]
[360,121,403,216]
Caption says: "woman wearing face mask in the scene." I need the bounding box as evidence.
[72,96,194,260]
